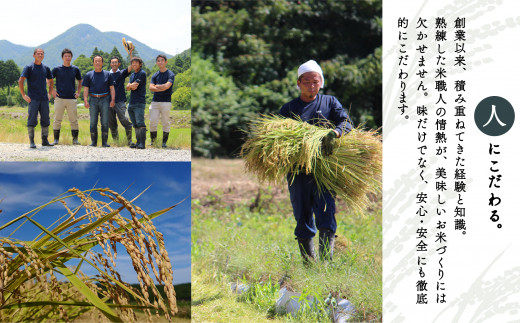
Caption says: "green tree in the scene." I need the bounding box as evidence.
[73,54,93,76]
[192,0,382,156]
[109,46,126,69]
[0,60,21,106]
[172,68,191,92]
[90,47,101,60]
[192,54,256,157]
[90,47,110,70]
[171,86,190,110]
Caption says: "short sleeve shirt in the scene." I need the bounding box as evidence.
[151,69,175,102]
[83,70,115,95]
[129,69,147,104]
[110,68,131,103]
[51,65,82,99]
[21,63,52,101]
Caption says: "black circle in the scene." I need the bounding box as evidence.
[474,96,515,136]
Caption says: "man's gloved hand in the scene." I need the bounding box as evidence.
[322,130,337,156]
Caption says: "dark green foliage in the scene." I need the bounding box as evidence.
[0,86,24,106]
[0,59,20,106]
[109,46,125,68]
[73,54,93,76]
[192,54,256,158]
[0,60,20,104]
[127,283,191,302]
[192,0,382,157]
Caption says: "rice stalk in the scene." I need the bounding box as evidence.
[241,115,381,211]
[0,187,181,322]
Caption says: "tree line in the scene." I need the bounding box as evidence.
[0,47,191,109]
[192,0,382,158]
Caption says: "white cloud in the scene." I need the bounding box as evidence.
[0,162,91,175]
[0,182,68,211]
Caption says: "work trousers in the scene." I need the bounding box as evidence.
[149,101,171,132]
[53,97,78,130]
[88,96,109,134]
[128,103,146,128]
[27,99,50,127]
[287,173,337,239]
[108,101,133,132]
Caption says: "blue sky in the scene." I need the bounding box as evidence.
[0,0,190,55]
[0,162,191,285]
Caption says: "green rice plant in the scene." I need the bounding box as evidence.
[241,115,382,211]
[0,187,181,322]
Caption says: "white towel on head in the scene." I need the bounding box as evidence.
[298,60,324,88]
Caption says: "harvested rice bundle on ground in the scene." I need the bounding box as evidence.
[241,115,381,211]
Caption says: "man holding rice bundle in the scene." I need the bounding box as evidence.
[279,60,351,263]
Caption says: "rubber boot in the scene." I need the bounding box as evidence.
[296,237,316,264]
[162,131,169,148]
[28,126,36,148]
[41,127,54,146]
[72,130,80,145]
[90,132,98,147]
[110,129,119,143]
[101,132,110,147]
[137,127,146,149]
[126,127,135,147]
[53,129,60,145]
[130,128,138,148]
[319,229,336,261]
[150,131,157,146]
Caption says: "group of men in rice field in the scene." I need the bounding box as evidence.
[18,47,175,149]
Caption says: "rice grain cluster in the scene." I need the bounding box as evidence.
[241,115,382,211]
[0,187,180,322]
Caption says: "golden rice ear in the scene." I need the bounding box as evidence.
[122,38,130,54]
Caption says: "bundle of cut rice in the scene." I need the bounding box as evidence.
[240,115,381,211]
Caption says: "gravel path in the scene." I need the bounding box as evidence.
[0,142,191,161]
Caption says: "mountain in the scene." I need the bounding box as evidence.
[0,24,173,68]
[0,40,31,61]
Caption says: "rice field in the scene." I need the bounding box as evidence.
[0,105,191,149]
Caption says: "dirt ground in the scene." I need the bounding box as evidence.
[191,158,289,207]
[191,158,381,215]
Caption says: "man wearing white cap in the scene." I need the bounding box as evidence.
[279,60,351,263]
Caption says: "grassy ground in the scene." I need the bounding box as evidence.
[192,158,382,322]
[0,105,190,149]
